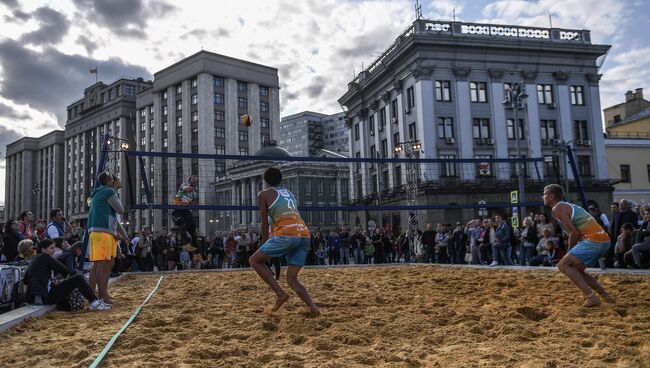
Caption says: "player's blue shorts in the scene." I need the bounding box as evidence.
[259,236,310,266]
[567,240,610,267]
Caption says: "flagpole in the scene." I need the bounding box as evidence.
[95,66,98,83]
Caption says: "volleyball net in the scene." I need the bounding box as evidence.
[126,150,548,234]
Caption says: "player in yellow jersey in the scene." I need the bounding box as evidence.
[249,167,320,317]
[543,184,615,307]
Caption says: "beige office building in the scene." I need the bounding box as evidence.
[134,51,279,234]
[4,130,65,221]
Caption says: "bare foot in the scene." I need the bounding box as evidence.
[599,292,616,304]
[582,293,601,308]
[300,307,321,318]
[272,293,290,312]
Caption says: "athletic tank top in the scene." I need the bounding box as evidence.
[268,187,310,238]
[556,201,610,243]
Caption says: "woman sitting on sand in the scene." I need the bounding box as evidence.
[23,239,110,311]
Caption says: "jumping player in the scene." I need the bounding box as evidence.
[249,167,320,317]
[543,184,615,307]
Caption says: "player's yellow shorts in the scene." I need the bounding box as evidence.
[89,232,117,261]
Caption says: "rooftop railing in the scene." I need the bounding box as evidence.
[350,19,592,87]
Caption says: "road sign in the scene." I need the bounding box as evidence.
[510,190,519,204]
[511,215,520,228]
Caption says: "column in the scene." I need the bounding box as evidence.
[454,67,474,180]
[224,78,239,155]
[358,113,370,196]
[269,87,280,141]
[413,65,436,180]
[555,72,573,181]
[489,69,509,181]
[250,177,258,225]
[524,71,542,180]
[586,73,607,180]
[248,84,261,153]
[383,95,395,188]
[198,73,215,235]
[394,80,407,186]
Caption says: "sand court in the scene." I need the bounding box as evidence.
[0,265,649,367]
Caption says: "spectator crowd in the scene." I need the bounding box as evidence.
[1,198,649,312]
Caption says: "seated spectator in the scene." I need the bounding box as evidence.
[56,241,83,275]
[14,239,36,263]
[615,223,635,268]
[316,244,327,265]
[23,239,110,311]
[546,239,565,266]
[203,253,216,269]
[192,253,203,269]
[52,237,70,260]
[530,238,564,266]
[627,211,650,268]
[179,247,190,270]
[2,219,25,262]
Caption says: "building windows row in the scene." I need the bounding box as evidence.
[124,85,136,96]
[470,82,488,103]
[619,164,650,184]
[238,97,247,109]
[215,110,225,121]
[435,80,452,102]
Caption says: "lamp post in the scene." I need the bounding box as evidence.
[394,140,422,262]
[503,81,528,220]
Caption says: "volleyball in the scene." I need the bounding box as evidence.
[241,114,252,127]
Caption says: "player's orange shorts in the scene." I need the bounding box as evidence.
[89,232,117,261]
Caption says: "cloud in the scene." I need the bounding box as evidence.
[0,125,23,157]
[20,7,70,46]
[479,0,624,41]
[76,35,98,55]
[0,102,30,120]
[0,0,18,9]
[180,28,230,41]
[72,0,178,39]
[0,39,151,124]
[4,8,30,22]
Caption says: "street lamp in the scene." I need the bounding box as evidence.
[503,81,528,220]
[394,139,422,262]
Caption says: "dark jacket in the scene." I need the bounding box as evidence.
[56,248,79,275]
[23,253,69,303]
[2,230,23,262]
[610,210,639,245]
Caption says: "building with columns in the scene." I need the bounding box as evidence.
[212,143,350,233]
[4,130,65,221]
[134,50,279,235]
[64,78,152,229]
[339,19,613,230]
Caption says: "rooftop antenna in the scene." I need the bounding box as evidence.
[548,14,553,28]
[453,0,456,21]
[414,0,423,20]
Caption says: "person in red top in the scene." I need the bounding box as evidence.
[18,210,34,239]
[249,167,320,317]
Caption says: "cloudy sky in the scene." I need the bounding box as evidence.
[1,0,649,205]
